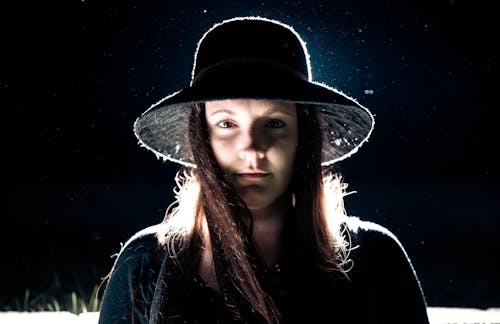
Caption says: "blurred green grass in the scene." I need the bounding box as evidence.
[4,284,101,314]
[1,260,109,314]
[0,222,119,314]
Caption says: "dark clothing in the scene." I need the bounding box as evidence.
[98,217,430,323]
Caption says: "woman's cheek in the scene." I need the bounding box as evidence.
[211,139,233,168]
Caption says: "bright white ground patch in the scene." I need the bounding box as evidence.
[427,307,500,323]
[0,311,98,323]
[0,308,498,323]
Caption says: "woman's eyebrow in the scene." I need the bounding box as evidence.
[265,106,295,116]
[207,109,235,117]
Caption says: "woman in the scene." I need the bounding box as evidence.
[98,17,429,323]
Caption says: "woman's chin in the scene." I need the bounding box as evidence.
[240,193,289,218]
[241,195,274,213]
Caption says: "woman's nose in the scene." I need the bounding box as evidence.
[238,128,266,161]
[238,149,265,160]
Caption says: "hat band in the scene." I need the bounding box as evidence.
[191,58,308,86]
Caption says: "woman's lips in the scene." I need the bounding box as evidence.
[237,172,269,179]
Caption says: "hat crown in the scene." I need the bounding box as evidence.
[192,17,311,82]
[134,17,374,168]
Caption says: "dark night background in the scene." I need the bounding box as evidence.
[3,0,499,310]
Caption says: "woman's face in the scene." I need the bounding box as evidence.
[205,99,298,213]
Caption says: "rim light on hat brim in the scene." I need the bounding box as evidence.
[134,79,375,168]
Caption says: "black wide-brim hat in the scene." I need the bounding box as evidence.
[134,17,374,167]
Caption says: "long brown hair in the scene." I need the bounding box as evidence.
[158,102,349,323]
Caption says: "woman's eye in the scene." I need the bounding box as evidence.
[265,119,285,128]
[217,120,235,128]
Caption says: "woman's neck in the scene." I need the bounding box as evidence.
[250,197,290,268]
[198,196,292,286]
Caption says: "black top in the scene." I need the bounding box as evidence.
[98,217,430,323]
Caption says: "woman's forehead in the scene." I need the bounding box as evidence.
[205,99,296,116]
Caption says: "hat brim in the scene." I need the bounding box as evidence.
[134,78,374,167]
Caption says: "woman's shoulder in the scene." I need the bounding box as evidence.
[344,216,403,248]
[342,216,413,268]
[109,223,180,273]
[99,223,178,323]
[341,219,429,322]
[118,224,168,255]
